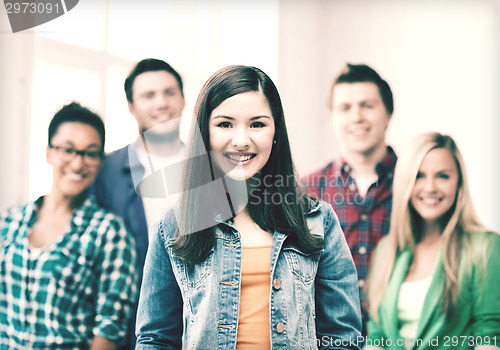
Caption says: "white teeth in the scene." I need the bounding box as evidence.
[226,154,254,162]
[351,129,368,136]
[421,198,441,205]
[153,112,173,121]
[66,173,84,181]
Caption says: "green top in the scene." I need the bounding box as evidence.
[367,231,500,349]
[0,196,138,349]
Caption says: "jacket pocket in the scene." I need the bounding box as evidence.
[168,245,214,289]
[283,245,320,283]
[167,246,215,318]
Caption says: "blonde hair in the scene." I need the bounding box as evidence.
[367,132,488,322]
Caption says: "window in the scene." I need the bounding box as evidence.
[26,0,279,199]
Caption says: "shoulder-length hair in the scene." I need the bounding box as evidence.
[172,65,323,263]
[367,132,489,321]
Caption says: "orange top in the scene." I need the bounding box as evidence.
[236,245,272,350]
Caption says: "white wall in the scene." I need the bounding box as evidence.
[1,0,499,231]
[279,0,500,232]
[0,0,280,206]
[0,10,33,207]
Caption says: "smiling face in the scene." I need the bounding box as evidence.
[128,70,185,136]
[410,147,459,227]
[209,91,275,181]
[331,82,391,157]
[47,122,102,199]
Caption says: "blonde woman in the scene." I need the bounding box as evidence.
[365,132,500,350]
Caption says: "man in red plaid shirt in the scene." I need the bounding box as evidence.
[302,63,397,335]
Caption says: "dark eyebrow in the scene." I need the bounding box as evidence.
[85,144,102,150]
[335,103,351,108]
[211,115,271,121]
[58,141,102,150]
[165,86,180,92]
[250,116,272,120]
[212,116,234,120]
[139,90,154,96]
[417,169,454,176]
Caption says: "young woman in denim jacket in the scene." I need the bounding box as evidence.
[136,65,362,349]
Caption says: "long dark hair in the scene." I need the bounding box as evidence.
[172,65,323,263]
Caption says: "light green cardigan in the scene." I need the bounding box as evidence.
[366,231,500,350]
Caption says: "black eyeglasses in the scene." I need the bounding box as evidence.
[49,145,103,166]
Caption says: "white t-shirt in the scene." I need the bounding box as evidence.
[136,143,185,230]
[397,275,433,349]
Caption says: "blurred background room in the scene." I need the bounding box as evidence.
[1,0,499,231]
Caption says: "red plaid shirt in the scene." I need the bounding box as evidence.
[302,147,397,292]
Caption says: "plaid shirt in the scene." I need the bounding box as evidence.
[0,196,138,350]
[302,147,397,293]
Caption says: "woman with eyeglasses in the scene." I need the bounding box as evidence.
[0,102,137,350]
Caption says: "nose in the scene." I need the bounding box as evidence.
[351,106,364,122]
[69,152,86,169]
[422,177,437,192]
[231,127,250,149]
[156,94,169,109]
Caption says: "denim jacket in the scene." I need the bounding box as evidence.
[136,200,362,349]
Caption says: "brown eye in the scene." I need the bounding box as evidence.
[85,150,102,160]
[63,147,75,155]
[250,122,265,128]
[217,121,232,128]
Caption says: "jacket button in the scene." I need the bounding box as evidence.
[276,322,285,333]
[360,214,368,221]
[358,279,365,288]
[273,279,281,290]
[358,246,367,255]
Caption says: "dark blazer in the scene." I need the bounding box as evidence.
[92,144,149,267]
[91,144,148,350]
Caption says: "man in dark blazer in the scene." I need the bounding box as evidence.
[92,58,186,349]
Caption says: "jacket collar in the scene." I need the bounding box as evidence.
[305,196,321,215]
[126,142,146,188]
[214,196,322,227]
[379,247,445,348]
[338,145,397,178]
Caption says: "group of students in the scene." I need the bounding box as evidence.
[0,59,499,350]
